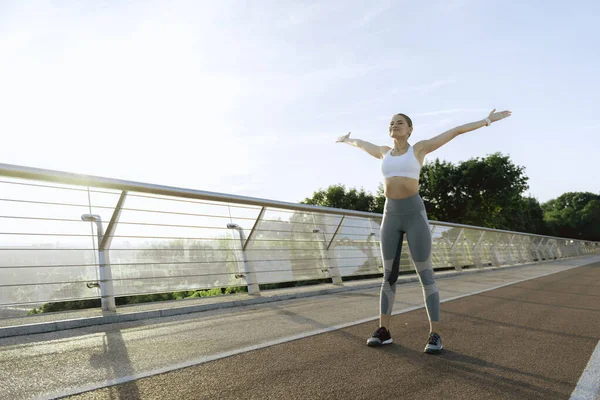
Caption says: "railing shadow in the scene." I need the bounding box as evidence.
[88,320,141,400]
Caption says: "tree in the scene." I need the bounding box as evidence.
[505,196,548,235]
[301,184,376,212]
[542,192,600,241]
[416,159,460,223]
[419,152,530,230]
[373,184,386,214]
[300,184,383,278]
[300,156,599,241]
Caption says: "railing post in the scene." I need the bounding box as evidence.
[561,240,568,258]
[429,225,438,269]
[556,240,563,258]
[516,236,527,263]
[504,234,516,265]
[565,240,572,258]
[473,231,486,269]
[228,223,260,295]
[564,240,571,258]
[529,237,541,261]
[243,207,265,251]
[576,241,584,256]
[326,216,345,251]
[555,240,564,259]
[545,238,553,259]
[449,228,465,271]
[545,239,557,259]
[366,231,380,272]
[511,235,522,263]
[81,216,113,311]
[315,218,343,286]
[490,233,502,267]
[540,238,550,260]
[540,237,549,260]
[81,191,127,312]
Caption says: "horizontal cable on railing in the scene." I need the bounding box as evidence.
[1,232,97,237]
[0,233,558,244]
[0,232,349,243]
[3,163,600,242]
[0,198,94,208]
[0,180,274,212]
[0,256,381,270]
[337,265,382,271]
[0,247,381,252]
[125,192,264,211]
[252,264,375,274]
[1,262,386,287]
[0,179,97,193]
[245,219,378,229]
[7,210,570,235]
[0,215,380,232]
[0,264,100,269]
[0,279,99,288]
[82,270,294,282]
[0,216,98,224]
[0,215,372,232]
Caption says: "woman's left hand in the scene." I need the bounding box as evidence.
[488,109,512,123]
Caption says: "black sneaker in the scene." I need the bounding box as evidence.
[424,332,443,354]
[367,327,392,347]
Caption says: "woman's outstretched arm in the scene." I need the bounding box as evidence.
[415,109,512,157]
[336,132,390,159]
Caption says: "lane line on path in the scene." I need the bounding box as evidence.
[43,263,589,400]
[570,340,600,400]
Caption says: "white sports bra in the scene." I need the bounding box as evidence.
[381,146,422,180]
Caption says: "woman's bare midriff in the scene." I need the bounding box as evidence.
[384,176,420,199]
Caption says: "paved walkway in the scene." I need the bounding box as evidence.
[0,256,598,400]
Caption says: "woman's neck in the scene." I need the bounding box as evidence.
[392,139,409,153]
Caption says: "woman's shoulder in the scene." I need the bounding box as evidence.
[380,145,392,157]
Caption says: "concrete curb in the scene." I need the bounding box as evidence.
[0,256,592,339]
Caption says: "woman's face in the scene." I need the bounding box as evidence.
[389,114,412,140]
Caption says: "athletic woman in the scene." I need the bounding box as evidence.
[336,109,512,354]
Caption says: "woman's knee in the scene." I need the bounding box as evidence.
[417,267,436,286]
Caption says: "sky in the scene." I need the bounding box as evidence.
[1,0,599,206]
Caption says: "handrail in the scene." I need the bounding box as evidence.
[0,163,376,218]
[0,162,598,314]
[0,162,596,243]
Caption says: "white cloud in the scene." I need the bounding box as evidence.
[411,108,489,117]
[403,79,457,94]
[352,1,395,29]
[582,123,600,131]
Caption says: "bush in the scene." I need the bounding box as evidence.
[28,286,249,314]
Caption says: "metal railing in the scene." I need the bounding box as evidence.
[1,162,598,315]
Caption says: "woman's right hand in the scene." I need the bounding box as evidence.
[336,132,351,143]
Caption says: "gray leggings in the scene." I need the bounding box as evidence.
[379,194,440,322]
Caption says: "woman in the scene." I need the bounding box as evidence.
[336,109,512,354]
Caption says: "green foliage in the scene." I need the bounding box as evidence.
[28,299,101,314]
[420,152,530,229]
[300,153,598,241]
[301,184,377,212]
[373,184,386,214]
[29,286,248,314]
[506,196,548,235]
[542,192,600,241]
